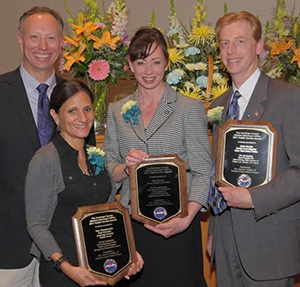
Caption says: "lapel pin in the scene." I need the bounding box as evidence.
[254,110,259,117]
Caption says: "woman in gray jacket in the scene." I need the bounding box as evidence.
[25,79,143,287]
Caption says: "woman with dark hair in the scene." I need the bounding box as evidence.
[25,79,143,287]
[104,27,211,287]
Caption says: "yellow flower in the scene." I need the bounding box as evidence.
[213,73,228,86]
[77,12,84,25]
[179,82,201,100]
[168,48,185,66]
[291,46,300,68]
[173,68,185,76]
[87,146,105,156]
[121,100,138,114]
[185,62,207,71]
[207,106,224,124]
[63,43,86,71]
[176,43,189,49]
[189,25,215,45]
[210,84,229,99]
[93,31,121,50]
[270,39,294,57]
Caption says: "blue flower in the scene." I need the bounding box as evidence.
[184,46,200,57]
[166,71,182,85]
[196,75,208,88]
[167,27,180,36]
[121,100,141,124]
[87,147,105,175]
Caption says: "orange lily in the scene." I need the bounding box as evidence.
[63,43,87,71]
[291,46,300,68]
[70,21,99,38]
[64,35,82,47]
[270,39,294,57]
[93,31,120,50]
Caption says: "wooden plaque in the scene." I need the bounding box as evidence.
[129,154,188,226]
[216,120,278,189]
[72,202,137,286]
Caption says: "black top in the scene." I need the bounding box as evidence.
[39,134,112,287]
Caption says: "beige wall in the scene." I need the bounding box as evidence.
[0,0,299,74]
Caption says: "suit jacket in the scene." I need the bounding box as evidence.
[0,68,95,268]
[210,72,300,280]
[104,84,212,210]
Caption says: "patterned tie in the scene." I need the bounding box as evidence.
[37,84,53,146]
[208,91,241,215]
[226,90,241,120]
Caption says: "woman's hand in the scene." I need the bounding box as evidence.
[144,202,201,238]
[61,262,107,287]
[125,149,149,166]
[124,251,144,280]
[145,215,192,238]
[112,149,149,182]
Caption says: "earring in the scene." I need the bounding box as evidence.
[56,124,61,133]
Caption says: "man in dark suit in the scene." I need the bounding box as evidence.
[207,11,300,287]
[0,7,65,286]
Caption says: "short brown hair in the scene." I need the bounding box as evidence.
[19,6,64,36]
[129,27,169,62]
[215,11,262,42]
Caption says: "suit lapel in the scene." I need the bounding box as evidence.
[5,69,41,149]
[127,91,146,143]
[130,86,176,142]
[144,85,175,140]
[242,73,269,121]
[145,99,174,140]
[220,87,233,123]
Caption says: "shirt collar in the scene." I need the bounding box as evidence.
[20,63,57,98]
[52,133,79,158]
[233,68,261,101]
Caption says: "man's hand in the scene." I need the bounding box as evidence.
[218,186,253,209]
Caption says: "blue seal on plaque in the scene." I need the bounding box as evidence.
[153,207,167,220]
[104,259,118,274]
[237,174,252,188]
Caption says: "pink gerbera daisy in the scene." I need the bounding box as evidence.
[88,59,110,81]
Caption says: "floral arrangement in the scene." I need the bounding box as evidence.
[165,0,229,109]
[262,0,300,85]
[87,146,105,175]
[121,100,141,124]
[62,0,130,133]
[207,106,224,125]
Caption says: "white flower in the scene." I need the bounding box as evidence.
[87,146,105,157]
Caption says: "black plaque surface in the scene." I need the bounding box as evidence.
[72,202,137,286]
[216,120,277,189]
[129,154,188,225]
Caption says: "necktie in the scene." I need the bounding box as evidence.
[37,84,53,146]
[208,91,241,215]
[226,90,241,120]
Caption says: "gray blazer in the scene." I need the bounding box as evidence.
[25,141,117,260]
[104,84,212,210]
[210,72,300,280]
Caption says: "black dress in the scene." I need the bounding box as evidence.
[117,214,207,287]
[39,135,112,287]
